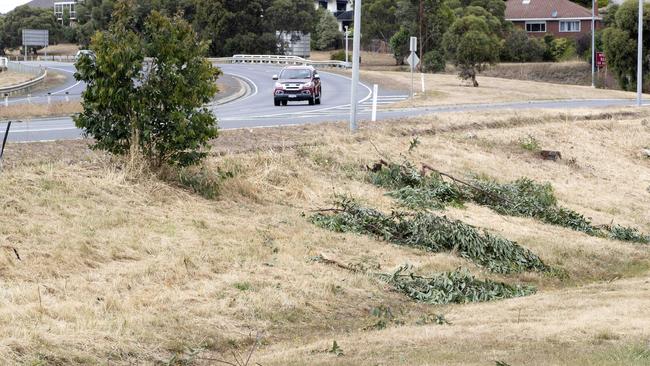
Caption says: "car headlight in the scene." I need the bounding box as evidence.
[275,82,283,89]
[302,82,313,88]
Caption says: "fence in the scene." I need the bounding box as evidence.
[4,55,76,62]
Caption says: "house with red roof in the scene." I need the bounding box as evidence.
[505,0,602,39]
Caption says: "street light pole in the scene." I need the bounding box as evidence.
[638,0,644,107]
[349,0,362,132]
[591,0,596,88]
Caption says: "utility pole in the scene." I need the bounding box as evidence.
[638,0,644,107]
[345,26,349,66]
[591,0,596,88]
[349,0,362,132]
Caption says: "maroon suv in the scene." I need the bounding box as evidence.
[273,66,322,106]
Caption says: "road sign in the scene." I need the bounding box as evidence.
[410,37,418,52]
[596,52,606,68]
[22,29,49,47]
[405,52,420,69]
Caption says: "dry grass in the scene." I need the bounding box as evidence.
[0,72,33,88]
[1,108,649,364]
[37,43,80,56]
[0,101,82,120]
[329,69,641,107]
[311,50,397,67]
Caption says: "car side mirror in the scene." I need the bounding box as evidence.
[272,75,278,80]
[314,74,320,79]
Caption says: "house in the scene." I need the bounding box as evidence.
[314,0,353,32]
[25,0,79,24]
[505,0,602,39]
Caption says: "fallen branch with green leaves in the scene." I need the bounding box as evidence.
[311,196,549,274]
[368,160,650,244]
[380,265,536,305]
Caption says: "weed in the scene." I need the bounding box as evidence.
[233,282,252,291]
[518,134,540,152]
[329,341,344,357]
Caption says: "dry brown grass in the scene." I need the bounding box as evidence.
[0,101,82,120]
[329,69,641,108]
[311,50,397,67]
[0,72,33,88]
[37,43,80,56]
[0,108,649,365]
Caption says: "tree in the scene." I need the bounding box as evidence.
[443,14,501,87]
[1,5,63,52]
[500,28,545,62]
[363,0,400,45]
[601,0,650,91]
[74,1,220,167]
[313,9,341,50]
[389,27,410,65]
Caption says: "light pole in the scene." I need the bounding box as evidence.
[591,0,596,88]
[345,26,349,65]
[638,0,644,107]
[349,0,362,132]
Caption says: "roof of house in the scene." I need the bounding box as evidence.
[505,0,598,20]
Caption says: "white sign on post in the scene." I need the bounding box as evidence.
[405,52,420,70]
[409,36,418,52]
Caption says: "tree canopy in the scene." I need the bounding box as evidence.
[74,1,220,167]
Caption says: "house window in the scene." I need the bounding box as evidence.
[560,21,581,32]
[525,21,546,33]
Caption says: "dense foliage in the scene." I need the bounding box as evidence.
[602,0,650,91]
[369,161,650,244]
[74,3,220,167]
[0,5,70,54]
[381,265,536,304]
[311,196,550,274]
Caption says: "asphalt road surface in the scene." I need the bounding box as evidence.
[0,62,645,143]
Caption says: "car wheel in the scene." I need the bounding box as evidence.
[308,96,315,105]
[282,100,288,106]
[274,100,280,106]
[315,93,321,105]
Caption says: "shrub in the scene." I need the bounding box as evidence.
[330,49,346,61]
[550,38,577,61]
[501,29,545,62]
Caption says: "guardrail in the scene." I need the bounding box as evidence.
[210,54,351,69]
[0,62,48,95]
[4,55,76,62]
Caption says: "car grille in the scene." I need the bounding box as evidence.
[283,83,302,91]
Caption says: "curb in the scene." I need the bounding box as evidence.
[209,74,252,106]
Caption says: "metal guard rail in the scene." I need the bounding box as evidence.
[0,62,48,95]
[209,54,351,68]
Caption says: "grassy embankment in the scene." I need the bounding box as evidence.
[1,107,649,365]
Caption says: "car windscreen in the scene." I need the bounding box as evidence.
[279,69,312,79]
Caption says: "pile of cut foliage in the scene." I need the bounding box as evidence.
[369,161,650,244]
[311,196,549,274]
[381,265,536,305]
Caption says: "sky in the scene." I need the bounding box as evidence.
[0,0,31,14]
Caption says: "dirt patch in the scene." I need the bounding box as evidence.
[0,72,33,88]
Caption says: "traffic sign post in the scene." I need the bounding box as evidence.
[408,37,418,98]
[22,29,49,61]
[595,52,606,68]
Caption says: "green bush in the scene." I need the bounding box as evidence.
[330,49,346,61]
[501,29,545,62]
[550,38,578,61]
[422,50,446,73]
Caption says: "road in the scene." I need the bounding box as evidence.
[0,62,646,142]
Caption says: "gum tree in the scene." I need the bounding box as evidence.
[74,1,221,167]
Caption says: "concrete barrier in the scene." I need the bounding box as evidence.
[0,62,47,96]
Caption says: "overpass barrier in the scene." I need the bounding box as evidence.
[210,54,351,69]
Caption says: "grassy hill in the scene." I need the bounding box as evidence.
[1,108,649,365]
